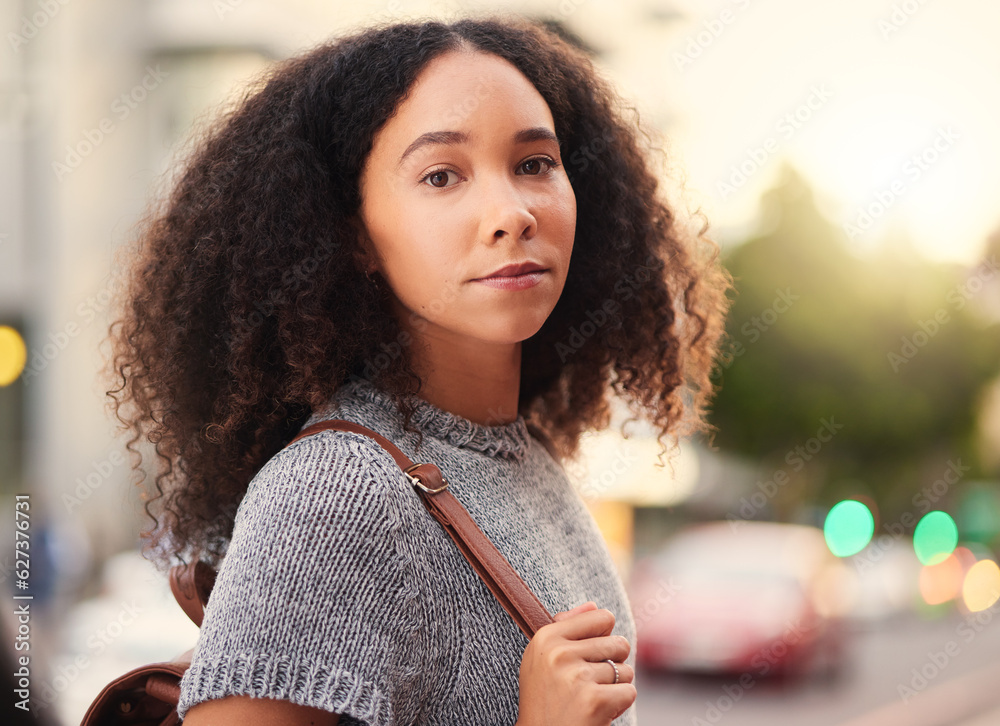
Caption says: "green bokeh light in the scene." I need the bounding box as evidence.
[913,511,959,566]
[824,499,875,557]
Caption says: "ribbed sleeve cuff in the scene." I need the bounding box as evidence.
[176,652,390,723]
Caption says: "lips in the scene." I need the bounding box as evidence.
[476,261,548,279]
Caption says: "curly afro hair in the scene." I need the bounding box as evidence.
[103,13,731,572]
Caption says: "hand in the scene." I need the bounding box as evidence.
[516,601,636,726]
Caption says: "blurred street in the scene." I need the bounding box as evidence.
[634,611,1000,725]
[30,543,1000,725]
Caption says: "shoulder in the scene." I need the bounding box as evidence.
[239,425,408,527]
[263,423,402,486]
[212,425,418,605]
[182,428,419,724]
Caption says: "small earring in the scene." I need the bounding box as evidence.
[365,268,376,283]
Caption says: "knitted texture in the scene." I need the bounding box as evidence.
[177,377,638,725]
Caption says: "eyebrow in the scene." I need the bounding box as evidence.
[396,126,560,170]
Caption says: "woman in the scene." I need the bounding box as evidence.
[104,13,729,726]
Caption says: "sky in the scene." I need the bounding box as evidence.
[581,0,1000,264]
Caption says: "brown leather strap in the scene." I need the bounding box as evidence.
[145,674,182,705]
[288,419,555,639]
[168,561,216,628]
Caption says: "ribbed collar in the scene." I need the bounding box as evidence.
[331,377,531,461]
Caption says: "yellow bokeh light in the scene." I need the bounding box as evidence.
[962,559,1000,613]
[0,326,28,386]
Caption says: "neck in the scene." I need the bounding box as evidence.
[393,304,522,427]
[412,352,521,426]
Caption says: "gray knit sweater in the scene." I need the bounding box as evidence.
[176,376,638,725]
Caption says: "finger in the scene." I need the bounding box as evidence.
[592,660,634,685]
[552,601,597,621]
[552,607,616,640]
[565,633,630,666]
[589,634,631,663]
[600,683,638,722]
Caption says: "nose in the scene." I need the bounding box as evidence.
[478,175,537,245]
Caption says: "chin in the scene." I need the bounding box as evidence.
[494,319,551,344]
[463,312,544,344]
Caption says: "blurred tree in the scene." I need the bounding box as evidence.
[708,164,1000,520]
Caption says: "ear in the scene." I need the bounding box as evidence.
[348,216,378,275]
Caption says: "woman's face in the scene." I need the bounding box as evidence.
[357,49,577,348]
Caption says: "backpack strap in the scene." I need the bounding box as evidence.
[168,419,555,640]
[168,561,216,628]
[288,419,554,639]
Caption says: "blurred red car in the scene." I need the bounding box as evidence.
[627,521,854,677]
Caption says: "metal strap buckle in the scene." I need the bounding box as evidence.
[404,463,449,494]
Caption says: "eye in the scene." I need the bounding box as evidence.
[420,168,457,188]
[419,156,561,188]
[518,156,560,175]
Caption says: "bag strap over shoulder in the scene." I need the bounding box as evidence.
[287,419,555,639]
[168,562,216,628]
[169,418,555,640]
[87,417,555,726]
